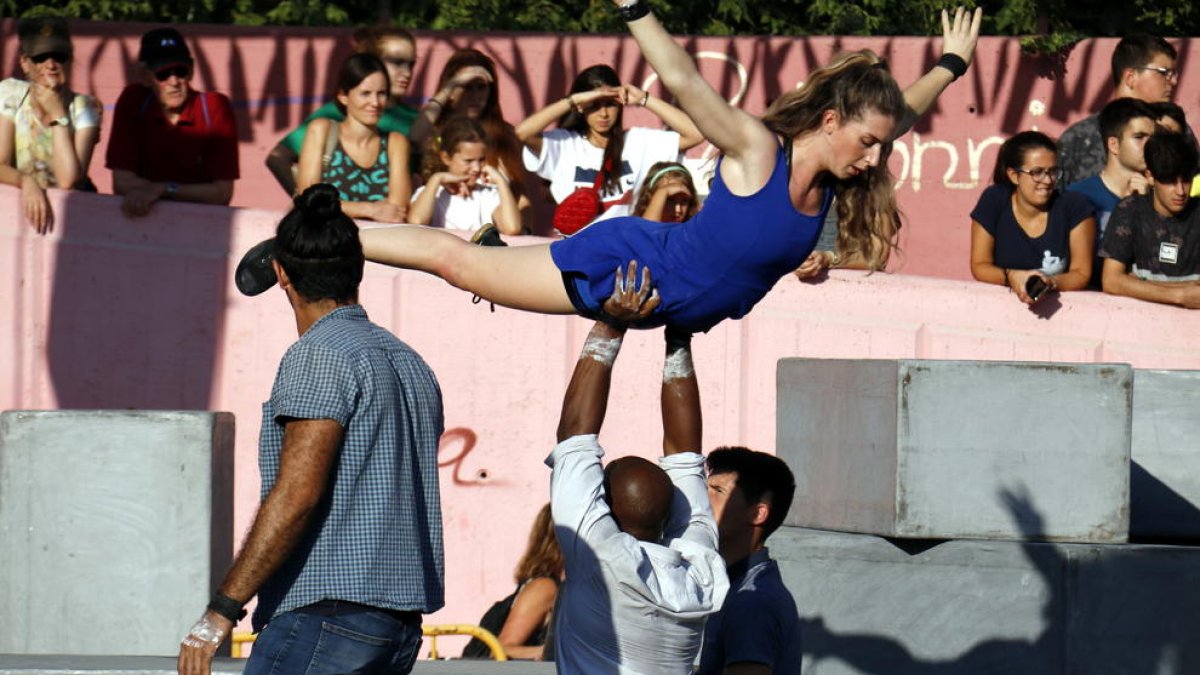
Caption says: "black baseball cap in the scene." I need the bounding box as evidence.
[139,27,193,71]
[17,17,73,59]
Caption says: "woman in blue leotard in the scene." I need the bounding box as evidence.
[307,7,980,332]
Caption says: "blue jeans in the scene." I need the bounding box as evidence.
[243,603,422,675]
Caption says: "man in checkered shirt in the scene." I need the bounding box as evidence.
[178,185,445,675]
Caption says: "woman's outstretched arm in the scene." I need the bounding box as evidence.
[617,5,774,169]
[895,7,983,139]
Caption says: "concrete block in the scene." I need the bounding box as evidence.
[777,359,1132,543]
[771,525,1200,675]
[1130,369,1200,539]
[0,411,235,656]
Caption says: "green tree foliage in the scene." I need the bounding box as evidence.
[5,0,1198,52]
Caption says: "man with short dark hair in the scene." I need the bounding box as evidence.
[1059,34,1182,187]
[1101,132,1200,308]
[548,265,727,674]
[1067,97,1158,285]
[177,185,444,675]
[698,447,802,675]
[107,27,239,216]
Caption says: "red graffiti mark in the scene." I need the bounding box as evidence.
[438,427,489,486]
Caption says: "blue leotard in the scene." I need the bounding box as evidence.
[550,145,831,333]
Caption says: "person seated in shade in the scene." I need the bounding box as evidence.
[461,503,563,661]
[266,25,419,197]
[106,27,239,217]
[295,53,412,223]
[0,17,102,234]
[1066,98,1158,286]
[1100,132,1200,308]
[969,131,1096,304]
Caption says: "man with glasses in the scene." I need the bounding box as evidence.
[1059,34,1185,187]
[1101,132,1200,308]
[106,27,239,217]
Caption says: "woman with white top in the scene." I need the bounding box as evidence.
[516,64,704,222]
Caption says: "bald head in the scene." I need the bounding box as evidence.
[603,456,673,542]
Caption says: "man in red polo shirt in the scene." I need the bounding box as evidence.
[106,27,239,217]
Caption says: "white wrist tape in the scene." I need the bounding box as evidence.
[581,334,623,367]
[663,347,695,381]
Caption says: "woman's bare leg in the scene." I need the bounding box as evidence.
[359,225,575,314]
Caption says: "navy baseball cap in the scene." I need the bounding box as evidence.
[139,27,193,71]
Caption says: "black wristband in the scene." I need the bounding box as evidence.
[616,0,651,22]
[207,592,247,623]
[664,325,693,354]
[935,53,969,81]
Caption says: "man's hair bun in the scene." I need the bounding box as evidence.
[294,183,343,223]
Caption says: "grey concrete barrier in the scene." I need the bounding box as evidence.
[772,525,1200,675]
[0,411,235,656]
[1130,369,1200,540]
[777,359,1132,543]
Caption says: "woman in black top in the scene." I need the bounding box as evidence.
[970,131,1096,303]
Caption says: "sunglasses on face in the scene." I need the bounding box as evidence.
[155,65,193,82]
[32,52,70,65]
[382,57,416,70]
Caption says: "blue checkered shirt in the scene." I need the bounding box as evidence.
[252,305,445,630]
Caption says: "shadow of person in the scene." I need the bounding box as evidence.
[45,191,232,410]
[798,485,1200,674]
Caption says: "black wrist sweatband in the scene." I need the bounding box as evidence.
[207,592,247,623]
[664,326,693,354]
[936,53,969,81]
[617,0,651,22]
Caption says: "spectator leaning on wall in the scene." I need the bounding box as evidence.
[0,17,102,234]
[1100,132,1200,308]
[106,27,239,217]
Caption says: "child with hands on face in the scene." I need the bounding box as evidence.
[632,161,699,223]
[410,116,521,235]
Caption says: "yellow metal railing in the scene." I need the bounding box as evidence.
[230,624,507,661]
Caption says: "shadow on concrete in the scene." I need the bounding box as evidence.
[799,485,1200,674]
[1130,460,1200,544]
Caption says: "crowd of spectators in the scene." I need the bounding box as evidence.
[965,33,1200,309]
[4,20,1197,310]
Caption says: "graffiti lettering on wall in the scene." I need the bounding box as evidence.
[438,427,490,486]
[891,133,1006,191]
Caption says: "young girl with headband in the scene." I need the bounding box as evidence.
[632,161,698,223]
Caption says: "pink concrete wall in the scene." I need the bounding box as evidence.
[2,20,1198,280]
[3,186,1199,641]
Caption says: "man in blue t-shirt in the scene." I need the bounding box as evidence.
[1067,97,1158,286]
[699,447,803,675]
[1101,132,1200,308]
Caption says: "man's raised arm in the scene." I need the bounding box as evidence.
[556,262,660,442]
[661,327,701,456]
